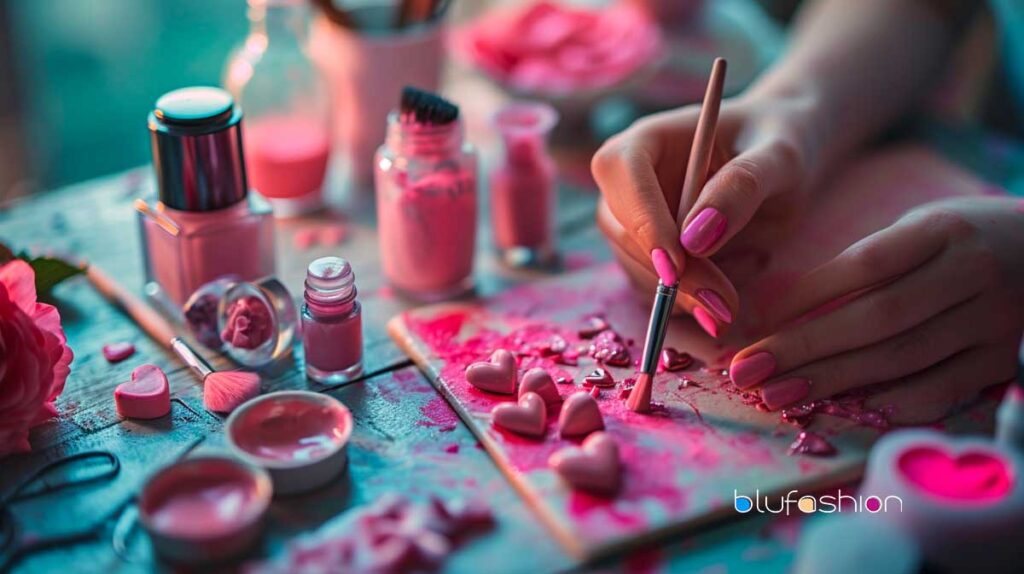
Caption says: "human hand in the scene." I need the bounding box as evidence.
[729,197,1024,423]
[591,92,815,333]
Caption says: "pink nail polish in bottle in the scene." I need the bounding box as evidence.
[138,87,275,312]
[301,257,363,384]
[375,88,477,301]
[489,101,559,268]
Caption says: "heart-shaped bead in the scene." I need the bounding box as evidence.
[103,342,136,363]
[519,368,561,408]
[114,364,171,419]
[558,391,604,438]
[583,368,615,388]
[549,431,622,495]
[898,446,1012,502]
[465,349,517,394]
[660,347,693,371]
[492,392,547,438]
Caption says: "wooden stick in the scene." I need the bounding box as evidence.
[676,57,727,225]
[85,264,178,347]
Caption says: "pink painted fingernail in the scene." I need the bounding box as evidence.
[730,352,775,389]
[761,378,811,410]
[693,307,719,338]
[681,208,727,254]
[650,248,677,285]
[696,289,732,323]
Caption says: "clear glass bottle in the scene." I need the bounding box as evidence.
[375,113,478,301]
[302,256,363,384]
[138,87,275,314]
[224,0,332,217]
[489,101,559,267]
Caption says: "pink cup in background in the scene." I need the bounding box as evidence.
[309,5,444,195]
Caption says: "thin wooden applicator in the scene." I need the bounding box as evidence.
[85,264,261,414]
[628,57,727,413]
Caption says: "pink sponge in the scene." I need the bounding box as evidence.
[115,364,171,419]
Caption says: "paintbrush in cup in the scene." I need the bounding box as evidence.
[85,264,261,414]
[628,57,727,414]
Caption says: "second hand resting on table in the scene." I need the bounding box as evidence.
[591,0,1024,423]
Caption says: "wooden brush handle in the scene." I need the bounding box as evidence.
[85,265,178,347]
[676,57,727,225]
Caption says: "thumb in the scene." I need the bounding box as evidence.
[679,139,802,257]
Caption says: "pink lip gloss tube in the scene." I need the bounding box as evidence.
[302,256,363,384]
[137,87,275,314]
[489,101,559,267]
[375,112,478,301]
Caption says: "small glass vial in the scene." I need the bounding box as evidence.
[489,101,559,267]
[302,257,363,384]
[138,87,275,313]
[375,113,478,301]
[224,0,332,217]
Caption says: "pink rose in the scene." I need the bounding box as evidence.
[0,260,73,457]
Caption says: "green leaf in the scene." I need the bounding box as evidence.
[26,256,83,299]
[0,243,14,265]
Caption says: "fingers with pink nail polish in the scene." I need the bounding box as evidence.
[681,208,726,254]
[650,248,678,285]
[761,377,811,410]
[695,288,732,323]
[692,306,720,338]
[730,352,776,389]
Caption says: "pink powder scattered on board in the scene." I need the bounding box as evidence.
[897,446,1013,502]
[221,296,274,350]
[418,396,460,433]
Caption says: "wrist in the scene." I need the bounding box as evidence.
[738,79,825,187]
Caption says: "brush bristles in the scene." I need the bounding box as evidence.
[203,370,261,414]
[627,373,653,413]
[400,86,459,125]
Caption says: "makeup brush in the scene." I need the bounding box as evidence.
[628,57,727,414]
[85,264,261,414]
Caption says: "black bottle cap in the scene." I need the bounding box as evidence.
[148,87,249,212]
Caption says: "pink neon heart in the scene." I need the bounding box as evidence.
[519,368,561,408]
[102,342,136,363]
[897,445,1012,502]
[465,349,517,394]
[549,431,622,495]
[492,392,547,438]
[558,391,604,438]
[114,364,171,419]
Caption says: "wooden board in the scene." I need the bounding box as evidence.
[388,145,1002,560]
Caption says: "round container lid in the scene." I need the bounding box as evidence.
[154,87,235,126]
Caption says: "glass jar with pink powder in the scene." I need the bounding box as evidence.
[375,96,478,301]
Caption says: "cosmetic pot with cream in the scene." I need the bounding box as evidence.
[183,275,298,368]
[138,456,272,565]
[226,391,353,495]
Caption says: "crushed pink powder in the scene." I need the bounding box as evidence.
[221,296,274,350]
[248,494,493,573]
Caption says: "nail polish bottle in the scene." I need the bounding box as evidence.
[489,101,559,267]
[302,256,363,384]
[138,87,275,312]
[375,106,478,301]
